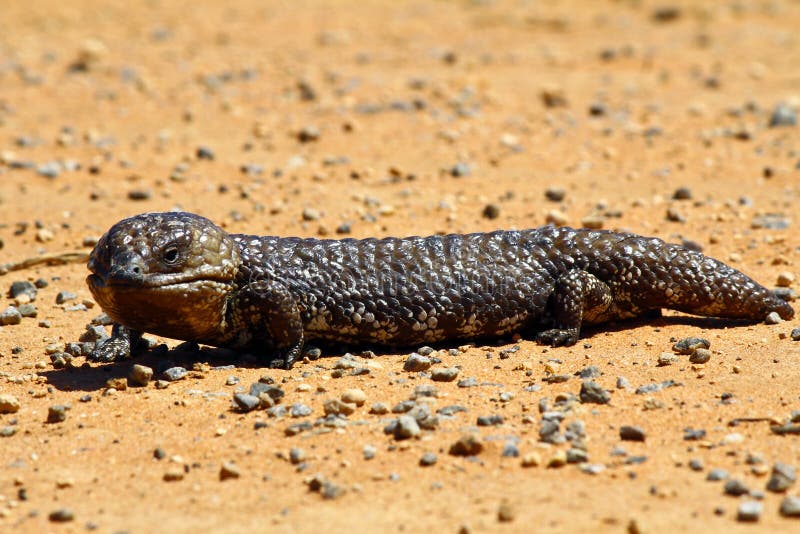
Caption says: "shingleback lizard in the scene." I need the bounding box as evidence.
[86,211,794,368]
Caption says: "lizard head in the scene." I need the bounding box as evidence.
[87,212,240,341]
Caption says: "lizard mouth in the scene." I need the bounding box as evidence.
[87,271,232,291]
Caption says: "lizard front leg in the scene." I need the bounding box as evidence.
[230,278,304,369]
[537,270,614,347]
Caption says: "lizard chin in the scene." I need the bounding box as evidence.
[87,274,232,342]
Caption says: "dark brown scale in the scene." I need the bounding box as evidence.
[86,212,794,368]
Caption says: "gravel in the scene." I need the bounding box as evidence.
[706,468,729,481]
[290,403,313,418]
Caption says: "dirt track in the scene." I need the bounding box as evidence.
[1,1,800,532]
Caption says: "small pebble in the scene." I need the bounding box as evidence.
[689,458,704,471]
[48,508,75,522]
[766,462,796,492]
[450,162,471,177]
[521,452,541,467]
[419,452,438,466]
[777,272,795,287]
[289,447,306,465]
[769,103,797,128]
[403,353,432,372]
[290,403,312,418]
[658,352,679,366]
[791,327,800,341]
[233,393,261,412]
[779,495,800,517]
[129,364,154,386]
[363,444,377,460]
[477,415,504,426]
[323,398,356,416]
[55,291,77,304]
[545,186,566,202]
[449,434,484,456]
[341,388,366,406]
[393,415,421,440]
[672,187,692,200]
[765,311,782,325]
[9,280,37,300]
[707,468,729,481]
[619,425,646,442]
[219,462,240,481]
[482,204,500,220]
[497,500,515,523]
[579,381,611,404]
[0,306,22,326]
[369,402,389,415]
[431,367,460,382]
[689,348,711,364]
[736,501,762,522]
[0,394,21,414]
[724,479,750,496]
[163,367,188,381]
[47,404,68,423]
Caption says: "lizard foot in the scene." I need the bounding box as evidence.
[536,328,579,347]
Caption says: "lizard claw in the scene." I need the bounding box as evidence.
[536,328,579,347]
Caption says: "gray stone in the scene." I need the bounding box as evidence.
[766,462,796,492]
[233,393,261,412]
[419,452,438,466]
[431,367,460,382]
[403,352,432,372]
[736,500,762,522]
[162,367,188,381]
[0,306,22,326]
[580,381,611,404]
[769,103,797,127]
[779,495,800,517]
[393,415,420,440]
[290,403,313,418]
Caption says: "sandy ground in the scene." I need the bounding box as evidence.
[1,0,800,532]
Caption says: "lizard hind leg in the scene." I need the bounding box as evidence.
[536,270,615,347]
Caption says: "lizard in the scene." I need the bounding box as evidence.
[86,211,794,368]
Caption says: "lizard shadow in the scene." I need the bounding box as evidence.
[40,314,767,392]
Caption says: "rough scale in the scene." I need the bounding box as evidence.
[86,212,794,368]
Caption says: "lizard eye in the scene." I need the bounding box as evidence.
[162,245,180,265]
